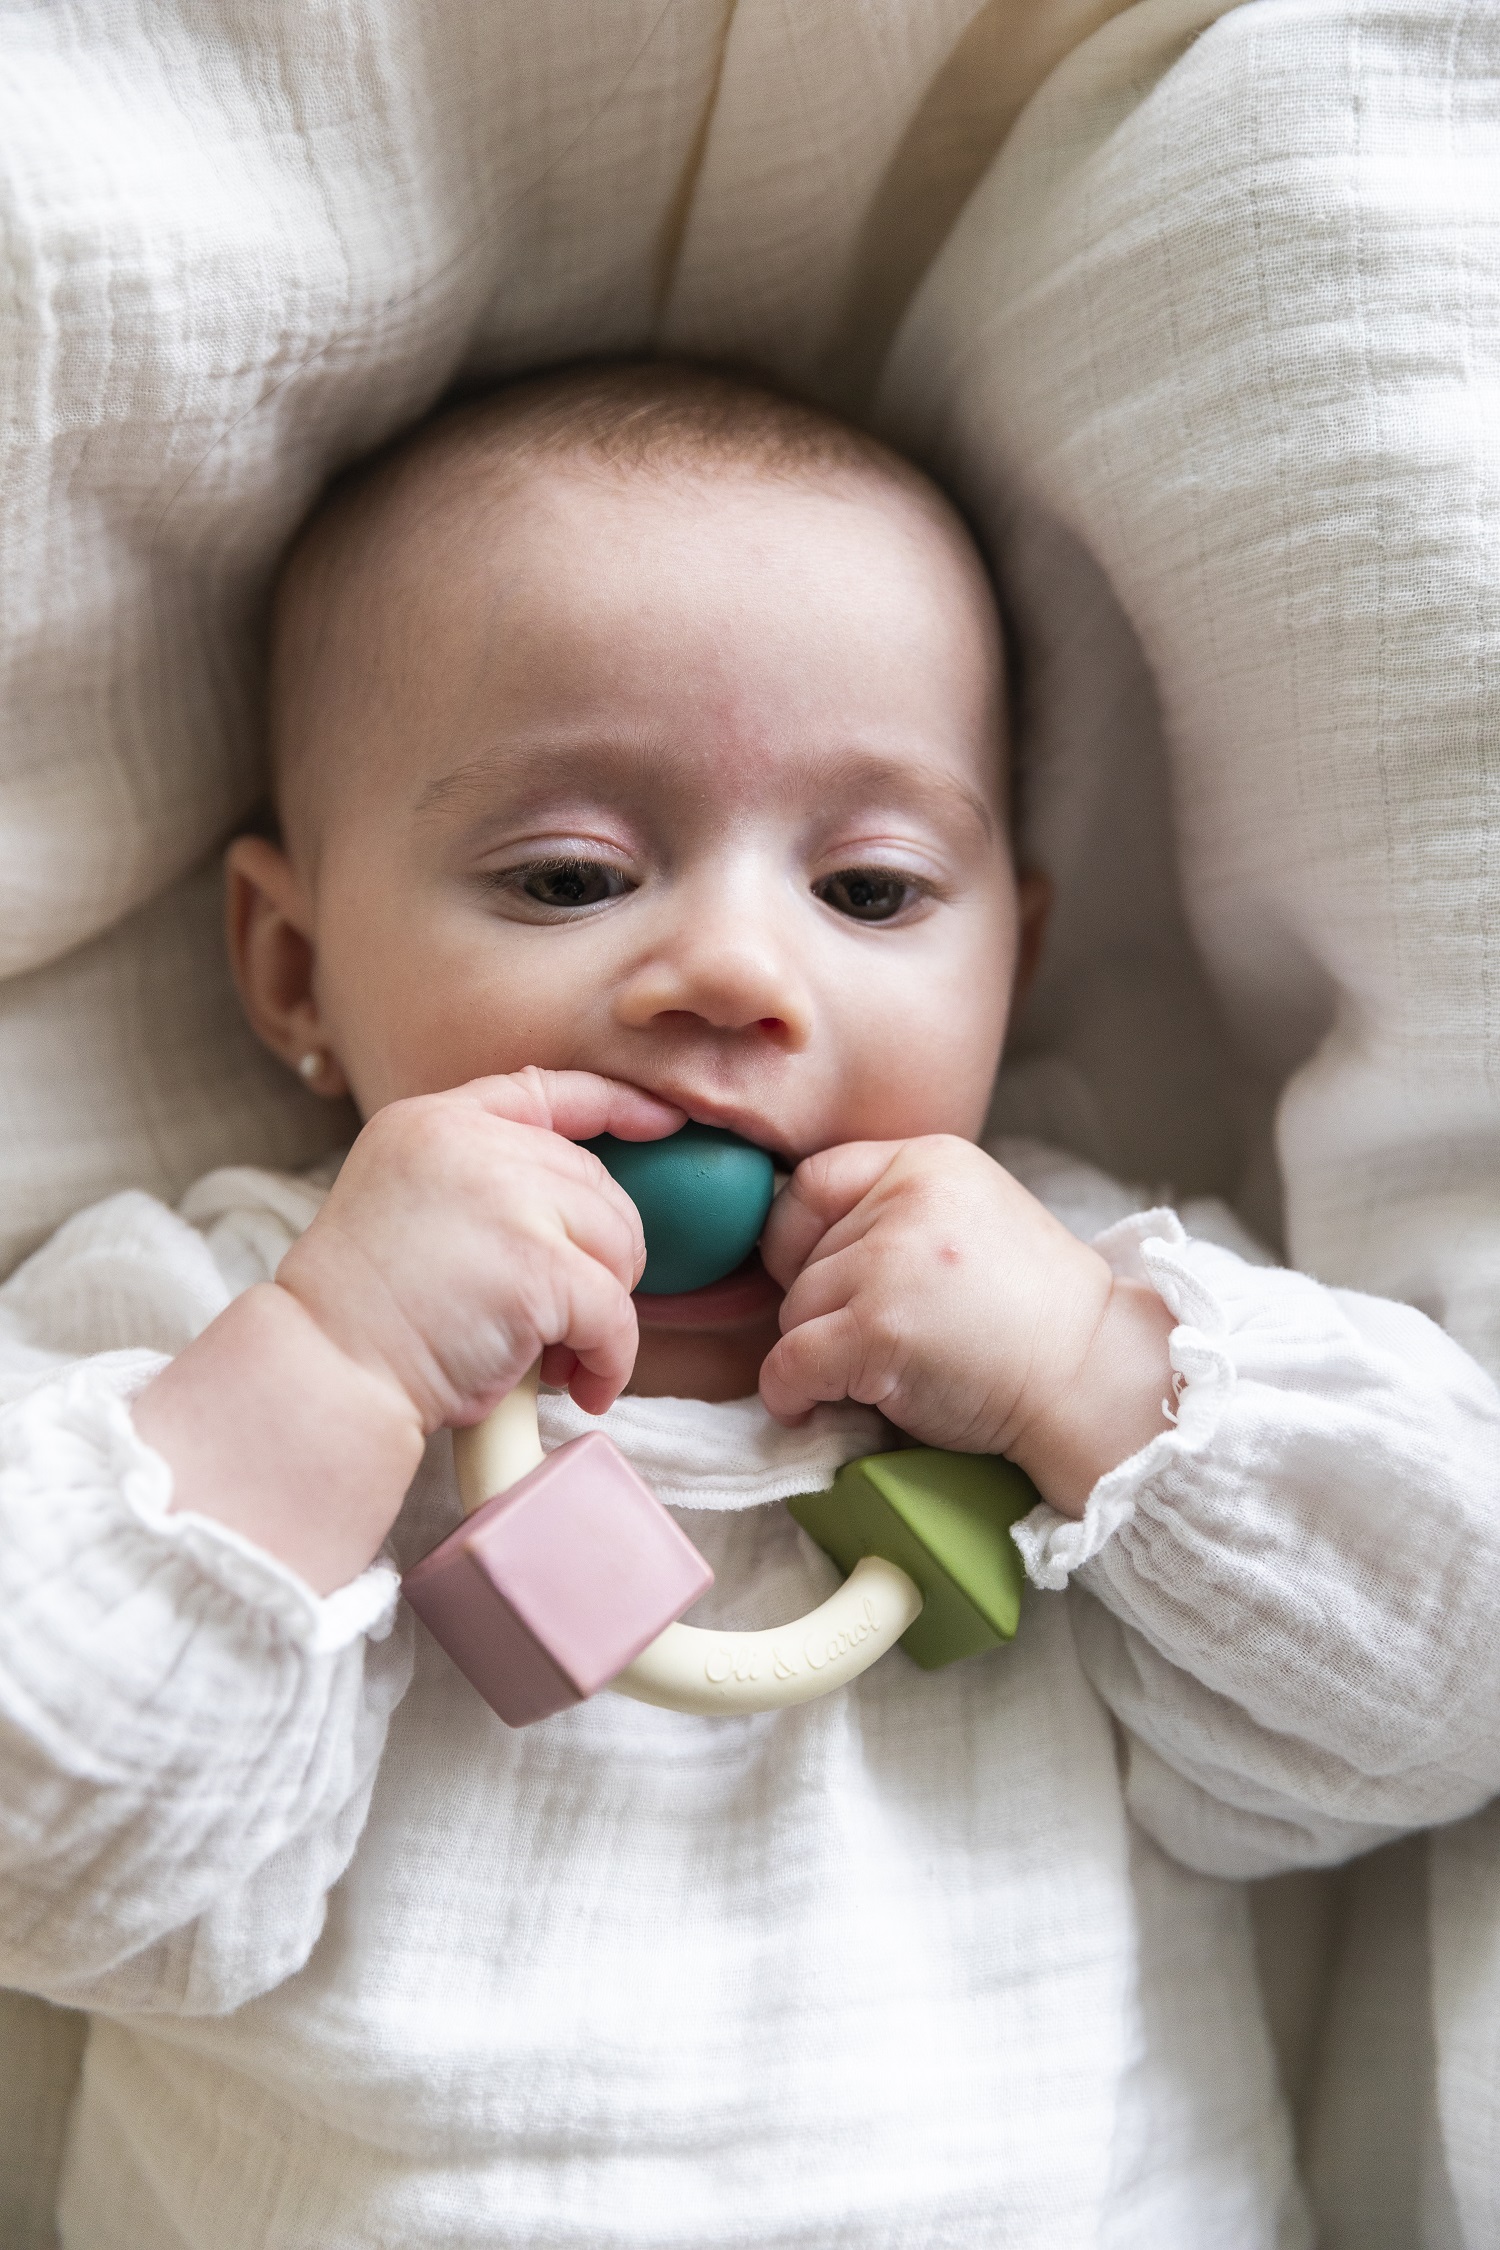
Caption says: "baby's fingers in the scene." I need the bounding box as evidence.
[759,1306,876,1426]
[461,1067,684,1147]
[529,1242,641,1417]
[538,1168,652,1294]
[760,1141,902,1288]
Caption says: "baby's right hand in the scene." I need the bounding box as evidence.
[277,1069,683,1432]
[134,1070,680,1593]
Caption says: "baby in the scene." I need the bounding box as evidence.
[6,361,1500,2249]
[144,363,1173,1592]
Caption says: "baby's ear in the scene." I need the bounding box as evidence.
[223,835,344,1095]
[1012,870,1052,1005]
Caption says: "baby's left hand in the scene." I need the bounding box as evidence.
[758,1138,1176,1519]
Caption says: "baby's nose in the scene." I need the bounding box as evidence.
[614,919,813,1048]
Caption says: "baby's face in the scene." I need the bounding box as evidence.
[272,465,1026,1173]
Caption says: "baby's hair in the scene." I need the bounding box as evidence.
[303,355,940,532]
[266,357,1003,842]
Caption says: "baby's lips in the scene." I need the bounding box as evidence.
[624,1083,798,1169]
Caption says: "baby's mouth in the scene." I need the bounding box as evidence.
[640,1090,799,1174]
[632,1252,783,1330]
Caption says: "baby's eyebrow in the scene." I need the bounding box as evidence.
[412,737,1000,843]
[791,748,999,846]
[411,738,663,820]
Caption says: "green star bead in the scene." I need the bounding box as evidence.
[788,1449,1038,1669]
[585,1124,776,1296]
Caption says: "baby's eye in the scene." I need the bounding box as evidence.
[517,859,633,910]
[813,868,920,923]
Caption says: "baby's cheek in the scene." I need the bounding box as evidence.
[336,964,565,1107]
[862,1009,1002,1143]
[816,1057,980,1151]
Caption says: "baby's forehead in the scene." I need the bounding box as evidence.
[270,371,1005,842]
[327,438,968,618]
[279,364,985,631]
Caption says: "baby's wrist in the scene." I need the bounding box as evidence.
[274,1238,444,1438]
[260,1280,430,1451]
[1005,1275,1177,1521]
[136,1282,426,1592]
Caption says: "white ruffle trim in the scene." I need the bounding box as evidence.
[6,1354,400,1654]
[1012,1214,1238,1592]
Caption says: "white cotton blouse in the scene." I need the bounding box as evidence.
[4,1142,1500,2249]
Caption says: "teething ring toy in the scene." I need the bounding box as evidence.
[403,1127,1038,1727]
[612,1556,924,1716]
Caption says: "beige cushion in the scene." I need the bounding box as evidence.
[6,1,1498,2239]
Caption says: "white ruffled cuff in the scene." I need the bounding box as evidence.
[1011,1210,1238,1591]
[6,1353,400,1654]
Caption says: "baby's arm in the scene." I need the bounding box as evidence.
[1028,1229,1500,1876]
[0,1221,407,2017]
[0,1070,675,2016]
[761,1139,1500,1875]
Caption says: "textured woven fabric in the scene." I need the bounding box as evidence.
[0,9,1214,2232]
[1,1143,1495,2241]
[0,1149,1370,2249]
[6,0,1500,2240]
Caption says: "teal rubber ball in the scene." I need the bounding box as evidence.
[585,1125,776,1295]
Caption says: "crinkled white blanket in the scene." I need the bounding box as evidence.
[4,4,1499,2245]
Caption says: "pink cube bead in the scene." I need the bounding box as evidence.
[403,1431,714,1727]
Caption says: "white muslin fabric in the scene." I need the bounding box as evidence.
[1,1144,1497,2247]
[8,2,1500,2243]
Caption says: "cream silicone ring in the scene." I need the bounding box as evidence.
[451,1371,923,1718]
[608,1554,923,1715]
